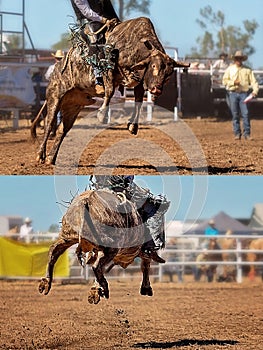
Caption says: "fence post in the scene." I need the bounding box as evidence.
[12,109,19,130]
[146,91,152,121]
[236,238,242,283]
[158,264,163,282]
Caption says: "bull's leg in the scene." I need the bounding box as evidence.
[36,102,59,163]
[45,112,79,165]
[127,82,144,135]
[97,70,115,124]
[38,238,77,295]
[140,257,153,296]
[88,248,117,304]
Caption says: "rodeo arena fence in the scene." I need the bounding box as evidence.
[0,233,262,284]
[1,60,263,130]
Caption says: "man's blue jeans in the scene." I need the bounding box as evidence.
[228,91,250,137]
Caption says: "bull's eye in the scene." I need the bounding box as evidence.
[152,64,158,76]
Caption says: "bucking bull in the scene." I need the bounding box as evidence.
[32,17,189,165]
[38,189,167,304]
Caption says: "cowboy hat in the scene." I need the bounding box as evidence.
[219,52,228,58]
[51,49,64,59]
[232,50,248,61]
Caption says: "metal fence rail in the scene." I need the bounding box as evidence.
[1,233,262,283]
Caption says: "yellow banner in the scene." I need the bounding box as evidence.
[0,237,69,278]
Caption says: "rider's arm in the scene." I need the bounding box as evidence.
[73,0,104,22]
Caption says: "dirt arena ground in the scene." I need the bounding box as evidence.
[0,279,262,350]
[1,111,263,175]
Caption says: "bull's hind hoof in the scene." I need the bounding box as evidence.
[36,155,45,164]
[88,287,101,304]
[127,122,138,135]
[38,278,51,295]
[46,156,55,165]
[140,286,153,297]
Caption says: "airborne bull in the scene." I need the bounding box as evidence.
[38,189,165,304]
[34,17,189,165]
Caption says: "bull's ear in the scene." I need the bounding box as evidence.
[140,39,153,51]
[144,40,153,51]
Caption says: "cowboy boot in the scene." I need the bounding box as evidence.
[141,196,170,263]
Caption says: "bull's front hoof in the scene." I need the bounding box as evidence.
[97,109,109,124]
[127,122,138,135]
[140,286,153,297]
[36,154,45,164]
[88,287,101,304]
[46,156,55,166]
[38,278,51,295]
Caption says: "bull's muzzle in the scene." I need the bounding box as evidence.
[149,85,162,100]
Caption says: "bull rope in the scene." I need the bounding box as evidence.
[84,18,120,38]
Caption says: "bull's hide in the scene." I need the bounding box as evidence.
[106,17,165,83]
[62,190,144,250]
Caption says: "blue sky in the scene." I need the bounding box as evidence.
[1,0,263,68]
[0,176,262,232]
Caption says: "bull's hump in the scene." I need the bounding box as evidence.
[107,17,164,53]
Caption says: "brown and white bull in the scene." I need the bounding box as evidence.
[34,17,189,165]
[38,189,163,304]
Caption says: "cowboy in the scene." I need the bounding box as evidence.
[222,50,259,140]
[91,175,170,263]
[212,52,229,70]
[45,49,65,80]
[19,217,34,243]
[70,0,119,94]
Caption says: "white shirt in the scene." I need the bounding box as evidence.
[19,224,33,243]
[73,0,103,22]
[45,63,56,81]
[212,59,229,70]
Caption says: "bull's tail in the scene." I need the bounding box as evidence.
[30,100,47,141]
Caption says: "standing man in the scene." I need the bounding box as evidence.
[205,220,219,236]
[222,50,259,140]
[19,217,34,243]
[212,52,229,70]
[45,49,64,81]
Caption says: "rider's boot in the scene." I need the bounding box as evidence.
[142,197,170,264]
[83,24,105,95]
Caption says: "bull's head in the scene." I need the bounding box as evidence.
[131,40,189,100]
[131,40,176,100]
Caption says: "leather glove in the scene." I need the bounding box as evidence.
[101,17,108,24]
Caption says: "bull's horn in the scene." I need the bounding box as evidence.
[174,61,190,68]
